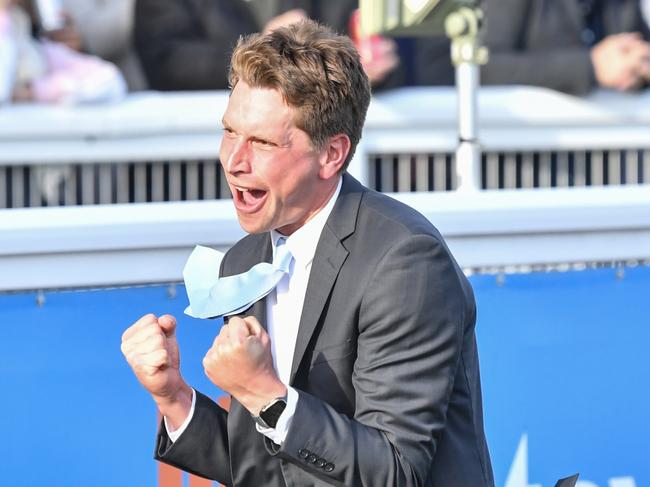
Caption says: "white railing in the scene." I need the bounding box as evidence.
[2,86,650,164]
[1,184,649,291]
[1,86,649,209]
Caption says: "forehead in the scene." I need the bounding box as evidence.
[223,82,296,135]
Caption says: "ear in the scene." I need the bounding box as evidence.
[318,134,351,180]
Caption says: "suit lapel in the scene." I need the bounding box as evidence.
[289,174,365,384]
[253,236,273,330]
[227,234,272,329]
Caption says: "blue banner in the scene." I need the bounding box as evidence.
[475,266,650,487]
[1,265,648,486]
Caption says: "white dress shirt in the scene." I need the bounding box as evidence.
[167,177,342,444]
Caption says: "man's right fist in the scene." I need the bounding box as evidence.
[121,314,189,408]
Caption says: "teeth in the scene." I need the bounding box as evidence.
[235,186,249,193]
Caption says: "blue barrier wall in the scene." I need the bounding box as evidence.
[474,266,650,487]
[1,266,648,486]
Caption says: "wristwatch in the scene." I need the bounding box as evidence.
[253,396,287,429]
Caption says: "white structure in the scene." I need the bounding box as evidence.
[1,86,650,291]
[1,184,649,291]
[1,86,649,208]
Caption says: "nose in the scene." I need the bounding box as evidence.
[222,138,251,175]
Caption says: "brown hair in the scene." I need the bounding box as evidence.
[229,19,371,171]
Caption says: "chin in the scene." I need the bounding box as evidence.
[237,216,270,235]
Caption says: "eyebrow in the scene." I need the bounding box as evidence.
[220,118,290,147]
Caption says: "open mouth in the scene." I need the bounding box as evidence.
[232,185,268,213]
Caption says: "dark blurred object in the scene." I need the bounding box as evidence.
[554,474,579,487]
[481,0,650,95]
[413,36,455,86]
[134,0,256,91]
[134,0,408,91]
[247,0,357,33]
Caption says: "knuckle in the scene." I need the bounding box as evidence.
[151,333,165,348]
[145,321,160,332]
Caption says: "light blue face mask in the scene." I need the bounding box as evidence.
[183,242,293,320]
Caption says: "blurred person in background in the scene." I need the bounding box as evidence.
[134,0,262,91]
[62,0,147,90]
[0,0,126,104]
[134,0,403,91]
[248,0,402,88]
[0,0,126,206]
[481,0,650,95]
[411,36,455,87]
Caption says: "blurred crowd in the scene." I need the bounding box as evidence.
[1,0,650,105]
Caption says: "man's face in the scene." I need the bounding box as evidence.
[220,81,335,235]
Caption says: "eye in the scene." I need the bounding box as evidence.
[252,138,275,147]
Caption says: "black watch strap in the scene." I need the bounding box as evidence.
[254,396,287,429]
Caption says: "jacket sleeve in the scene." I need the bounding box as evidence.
[155,390,232,483]
[480,0,595,95]
[269,234,469,486]
[134,0,255,91]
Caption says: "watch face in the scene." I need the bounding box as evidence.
[259,399,287,429]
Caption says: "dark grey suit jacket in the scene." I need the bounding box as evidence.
[156,175,494,486]
[482,0,649,95]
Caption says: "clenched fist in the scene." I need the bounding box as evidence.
[203,316,286,416]
[121,313,192,428]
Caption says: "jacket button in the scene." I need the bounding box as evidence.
[307,454,318,463]
[324,463,335,472]
[298,449,309,459]
[315,458,326,468]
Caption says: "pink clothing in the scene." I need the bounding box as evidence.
[32,40,126,103]
[1,5,126,104]
[0,10,10,31]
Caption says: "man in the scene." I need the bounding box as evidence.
[121,20,494,486]
[481,0,650,95]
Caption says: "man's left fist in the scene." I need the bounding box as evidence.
[203,316,286,415]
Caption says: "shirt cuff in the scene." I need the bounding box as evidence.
[164,388,196,443]
[255,385,299,445]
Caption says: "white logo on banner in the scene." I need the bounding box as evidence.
[504,434,637,487]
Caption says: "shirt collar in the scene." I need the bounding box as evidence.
[270,177,342,267]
